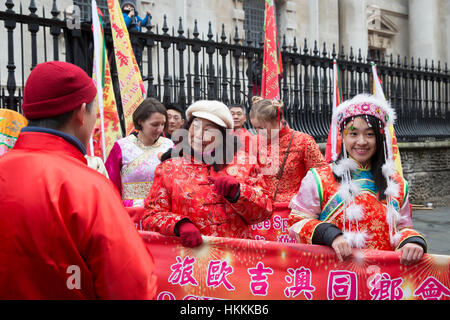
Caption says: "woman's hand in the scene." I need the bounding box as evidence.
[331,235,353,262]
[396,243,424,265]
[208,176,240,200]
[177,221,203,248]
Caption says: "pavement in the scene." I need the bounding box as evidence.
[412,207,450,255]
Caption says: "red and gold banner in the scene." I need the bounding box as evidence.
[261,0,282,100]
[91,2,122,160]
[107,0,145,136]
[251,202,294,243]
[140,231,450,300]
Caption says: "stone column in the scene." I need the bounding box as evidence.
[442,0,450,65]
[408,0,440,62]
[232,0,245,43]
[338,0,368,57]
[317,0,339,50]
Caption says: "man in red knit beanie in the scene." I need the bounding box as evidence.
[0,61,157,299]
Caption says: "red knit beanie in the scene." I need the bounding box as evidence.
[22,61,97,120]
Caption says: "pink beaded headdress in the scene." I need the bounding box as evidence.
[330,94,396,162]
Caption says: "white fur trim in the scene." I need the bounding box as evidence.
[332,158,359,177]
[337,180,361,203]
[384,127,394,161]
[385,179,400,198]
[337,183,352,202]
[349,180,362,195]
[390,232,402,247]
[346,204,364,222]
[381,160,396,179]
[386,205,401,226]
[343,231,369,249]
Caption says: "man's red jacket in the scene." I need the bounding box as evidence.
[0,130,157,299]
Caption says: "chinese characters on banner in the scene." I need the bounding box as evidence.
[139,231,450,300]
[107,0,145,136]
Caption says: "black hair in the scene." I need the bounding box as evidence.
[133,97,168,131]
[228,104,245,111]
[165,103,185,119]
[334,114,387,200]
[27,101,94,130]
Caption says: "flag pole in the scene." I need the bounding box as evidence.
[91,0,106,161]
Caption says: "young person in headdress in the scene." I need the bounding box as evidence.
[288,94,426,265]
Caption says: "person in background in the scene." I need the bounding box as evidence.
[250,96,326,203]
[0,109,27,157]
[142,100,273,248]
[229,103,255,155]
[0,61,157,299]
[288,94,426,265]
[85,155,109,178]
[248,96,326,242]
[121,0,151,71]
[164,103,185,141]
[105,98,173,209]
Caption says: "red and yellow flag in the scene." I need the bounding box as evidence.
[0,109,27,157]
[371,62,403,177]
[325,60,343,162]
[107,0,145,136]
[261,0,282,100]
[91,0,122,160]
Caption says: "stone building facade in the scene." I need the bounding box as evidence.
[400,142,450,207]
[135,0,450,65]
[2,0,449,86]
[2,0,450,205]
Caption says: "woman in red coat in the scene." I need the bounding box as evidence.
[142,100,273,247]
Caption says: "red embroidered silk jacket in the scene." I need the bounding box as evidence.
[289,164,427,251]
[142,152,273,239]
[257,125,326,202]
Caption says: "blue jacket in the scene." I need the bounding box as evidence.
[123,12,151,32]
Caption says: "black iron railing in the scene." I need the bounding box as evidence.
[1,0,449,142]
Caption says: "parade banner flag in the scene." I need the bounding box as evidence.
[140,231,450,300]
[261,0,282,100]
[251,202,294,243]
[107,0,145,136]
[371,62,403,177]
[0,109,27,157]
[325,60,343,163]
[91,1,122,160]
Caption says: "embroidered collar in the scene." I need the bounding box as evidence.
[131,133,163,149]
